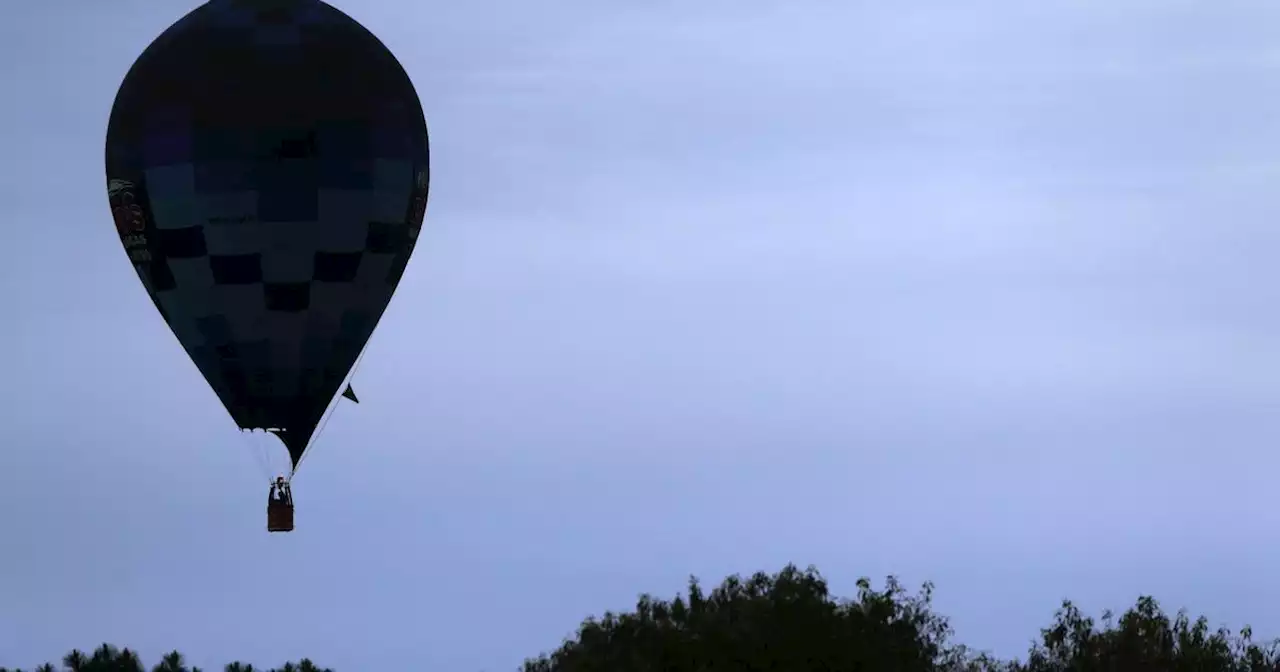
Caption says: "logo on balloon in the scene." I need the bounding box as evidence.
[109,179,146,235]
[408,167,428,235]
[108,178,152,264]
[410,197,426,228]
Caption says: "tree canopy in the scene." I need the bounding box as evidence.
[8,565,1280,671]
[0,645,330,672]
[521,564,1280,672]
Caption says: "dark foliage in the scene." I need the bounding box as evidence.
[523,563,1280,672]
[0,644,331,672]
[8,564,1279,672]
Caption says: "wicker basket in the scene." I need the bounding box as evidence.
[267,503,294,532]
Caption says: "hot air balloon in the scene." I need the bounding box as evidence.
[105,0,429,532]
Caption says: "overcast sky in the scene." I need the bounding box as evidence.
[5,1,1280,670]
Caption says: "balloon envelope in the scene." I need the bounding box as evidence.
[105,0,429,466]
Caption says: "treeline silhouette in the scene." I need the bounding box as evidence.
[8,565,1280,671]
[520,564,1280,672]
[0,646,328,672]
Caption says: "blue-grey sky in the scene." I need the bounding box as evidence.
[5,1,1280,670]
